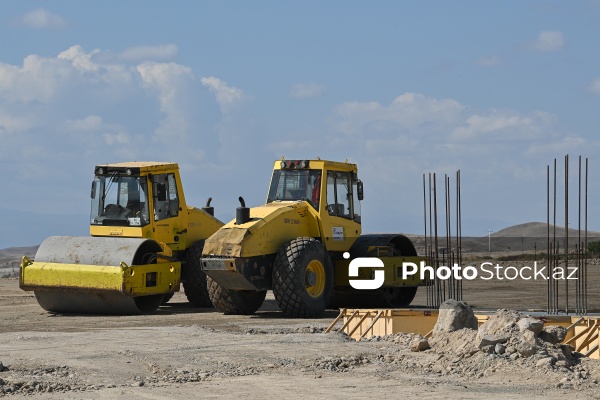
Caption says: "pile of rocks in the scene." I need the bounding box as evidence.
[347,301,600,389]
[415,300,577,369]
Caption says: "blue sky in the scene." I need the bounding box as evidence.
[1,1,599,247]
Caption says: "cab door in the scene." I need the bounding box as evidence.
[320,170,362,251]
[150,173,185,248]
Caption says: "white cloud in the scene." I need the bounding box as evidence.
[589,79,600,95]
[450,110,554,141]
[119,44,178,62]
[16,8,66,29]
[0,111,33,137]
[201,77,244,113]
[63,115,104,132]
[334,92,463,135]
[476,55,501,67]
[0,55,71,103]
[326,92,597,236]
[137,62,197,143]
[58,46,101,73]
[102,131,130,145]
[290,83,325,98]
[92,45,179,64]
[0,46,236,216]
[332,93,557,146]
[524,135,586,155]
[530,31,565,52]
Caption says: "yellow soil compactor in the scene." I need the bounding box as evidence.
[20,162,223,314]
[202,159,425,318]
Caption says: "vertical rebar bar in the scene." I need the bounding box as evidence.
[457,170,462,301]
[423,170,463,306]
[428,173,433,307]
[585,158,589,313]
[577,156,582,314]
[445,174,452,299]
[547,164,551,313]
[423,173,430,308]
[433,173,441,307]
[553,159,557,313]
[565,155,569,313]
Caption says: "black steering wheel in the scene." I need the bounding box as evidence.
[104,203,127,217]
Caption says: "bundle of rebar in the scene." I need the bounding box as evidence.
[423,171,463,308]
[547,155,589,314]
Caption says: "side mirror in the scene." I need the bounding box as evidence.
[90,181,97,199]
[357,180,364,201]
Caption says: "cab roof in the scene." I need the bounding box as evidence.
[94,161,179,176]
[274,159,357,173]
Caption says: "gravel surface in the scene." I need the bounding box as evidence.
[2,266,600,398]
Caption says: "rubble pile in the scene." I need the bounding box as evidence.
[423,300,577,367]
[392,300,594,388]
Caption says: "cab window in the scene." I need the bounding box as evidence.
[326,171,352,219]
[153,173,179,221]
[267,169,322,210]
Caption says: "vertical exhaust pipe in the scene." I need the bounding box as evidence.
[202,197,214,216]
[236,196,250,225]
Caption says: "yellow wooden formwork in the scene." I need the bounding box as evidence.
[325,309,600,359]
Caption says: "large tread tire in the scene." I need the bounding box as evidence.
[207,276,267,315]
[272,237,333,318]
[182,241,213,308]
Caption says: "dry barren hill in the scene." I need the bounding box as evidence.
[0,246,38,278]
[411,222,600,255]
[1,222,600,268]
[492,221,600,238]
[0,246,38,262]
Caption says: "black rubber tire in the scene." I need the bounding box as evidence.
[272,237,333,318]
[381,286,418,307]
[182,241,213,308]
[161,292,174,304]
[207,276,267,315]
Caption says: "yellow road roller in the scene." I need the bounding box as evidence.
[202,159,425,318]
[20,162,223,314]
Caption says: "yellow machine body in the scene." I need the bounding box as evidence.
[20,162,224,314]
[21,256,179,297]
[89,162,223,250]
[203,159,425,309]
[204,202,321,258]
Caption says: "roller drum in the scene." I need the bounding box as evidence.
[27,236,167,315]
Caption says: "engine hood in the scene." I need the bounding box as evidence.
[203,201,321,258]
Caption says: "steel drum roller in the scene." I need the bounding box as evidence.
[22,236,171,314]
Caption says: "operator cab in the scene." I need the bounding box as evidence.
[90,164,182,228]
[268,168,322,209]
[266,159,363,223]
[90,172,150,227]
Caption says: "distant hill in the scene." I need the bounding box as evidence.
[0,245,39,278]
[0,246,39,263]
[2,222,600,261]
[492,222,600,238]
[410,221,600,254]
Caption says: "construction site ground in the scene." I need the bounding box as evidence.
[2,258,600,398]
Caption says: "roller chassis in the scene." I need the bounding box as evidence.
[202,159,426,318]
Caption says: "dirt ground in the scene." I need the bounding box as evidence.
[3,261,600,399]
